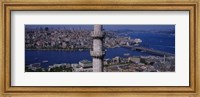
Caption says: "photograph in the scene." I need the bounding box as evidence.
[25,24,175,72]
[1,0,198,95]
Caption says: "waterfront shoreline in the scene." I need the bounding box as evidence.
[25,55,175,72]
[25,46,121,51]
[25,48,89,51]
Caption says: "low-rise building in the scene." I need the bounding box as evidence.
[104,58,111,65]
[128,57,141,63]
[79,60,92,68]
[112,56,120,64]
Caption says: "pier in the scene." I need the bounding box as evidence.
[123,45,174,56]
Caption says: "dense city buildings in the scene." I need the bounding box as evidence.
[25,55,175,72]
[25,26,141,50]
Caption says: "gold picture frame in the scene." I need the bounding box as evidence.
[0,0,199,97]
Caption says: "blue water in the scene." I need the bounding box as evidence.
[128,32,175,54]
[25,32,175,68]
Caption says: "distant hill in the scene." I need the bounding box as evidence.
[114,29,175,35]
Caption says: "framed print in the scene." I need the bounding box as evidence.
[0,0,199,97]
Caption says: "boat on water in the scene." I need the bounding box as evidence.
[78,49,84,51]
[42,60,48,63]
[124,53,130,56]
[134,44,139,46]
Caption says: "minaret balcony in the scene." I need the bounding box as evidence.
[91,31,105,38]
[90,50,106,58]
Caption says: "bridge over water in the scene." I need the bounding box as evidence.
[122,45,175,56]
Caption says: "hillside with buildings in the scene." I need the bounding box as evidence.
[25,27,141,50]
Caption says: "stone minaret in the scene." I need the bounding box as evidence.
[90,25,105,72]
